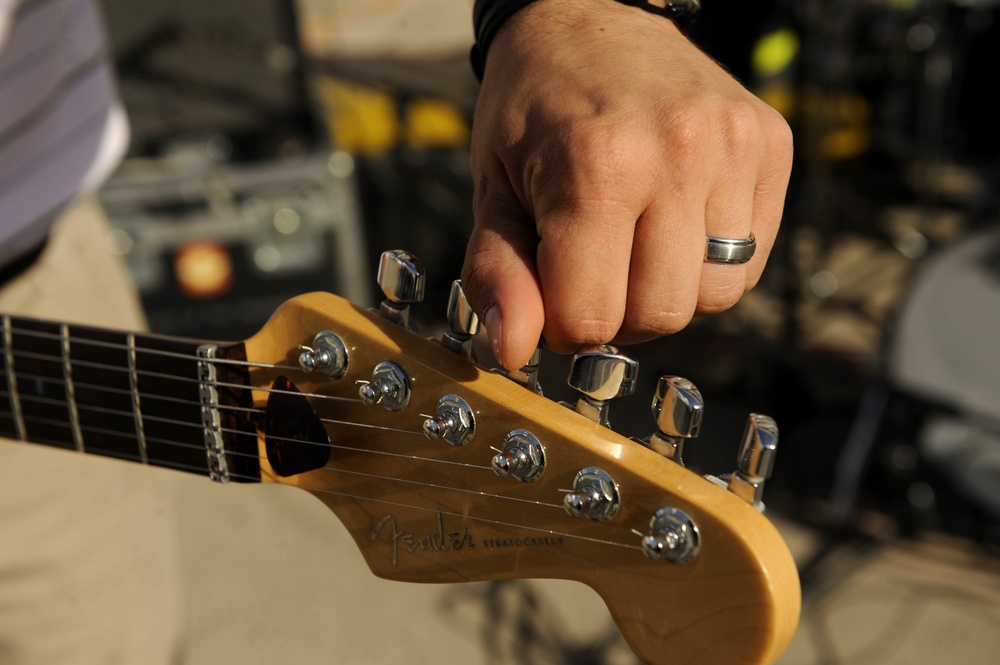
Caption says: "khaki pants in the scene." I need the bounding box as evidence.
[0,200,621,664]
[0,199,181,664]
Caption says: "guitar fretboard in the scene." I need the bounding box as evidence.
[0,316,260,482]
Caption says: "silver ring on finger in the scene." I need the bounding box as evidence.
[705,234,756,265]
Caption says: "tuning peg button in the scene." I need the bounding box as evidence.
[567,346,638,427]
[376,250,425,331]
[727,414,779,511]
[645,376,703,466]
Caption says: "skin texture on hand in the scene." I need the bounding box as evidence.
[461,0,793,371]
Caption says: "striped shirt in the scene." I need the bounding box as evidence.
[0,0,127,268]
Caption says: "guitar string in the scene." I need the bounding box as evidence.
[0,332,648,550]
[1,412,641,551]
[0,347,556,501]
[4,400,501,480]
[275,477,643,552]
[0,385,425,440]
[3,363,361,404]
[308,466,563,509]
[0,346,563,504]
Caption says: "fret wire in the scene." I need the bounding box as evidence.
[6,326,299,372]
[60,324,85,452]
[127,333,149,464]
[2,316,26,440]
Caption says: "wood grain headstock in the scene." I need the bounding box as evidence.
[244,291,800,665]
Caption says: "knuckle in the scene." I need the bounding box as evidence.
[718,101,761,155]
[696,280,746,316]
[663,103,712,161]
[532,121,647,216]
[546,314,621,351]
[624,301,695,337]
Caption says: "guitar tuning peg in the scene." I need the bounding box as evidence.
[563,467,621,521]
[297,331,349,379]
[422,394,476,446]
[644,376,703,466]
[640,507,700,564]
[440,280,480,359]
[567,346,638,427]
[726,414,779,512]
[376,249,425,331]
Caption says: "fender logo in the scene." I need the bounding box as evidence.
[371,511,474,566]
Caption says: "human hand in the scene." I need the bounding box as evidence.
[461,0,793,370]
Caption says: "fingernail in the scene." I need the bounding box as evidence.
[483,305,503,367]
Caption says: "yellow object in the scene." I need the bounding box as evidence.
[403,98,469,149]
[315,78,399,155]
[315,77,469,156]
[752,29,800,79]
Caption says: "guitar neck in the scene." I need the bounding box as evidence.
[0,315,261,482]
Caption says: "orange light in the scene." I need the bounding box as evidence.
[174,241,234,300]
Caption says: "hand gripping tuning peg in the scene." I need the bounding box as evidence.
[440,280,480,359]
[376,250,426,331]
[644,376,703,466]
[726,414,779,512]
[567,346,638,428]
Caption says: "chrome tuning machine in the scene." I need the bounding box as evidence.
[422,394,476,446]
[707,413,779,512]
[644,376,703,466]
[563,467,620,521]
[567,346,638,427]
[640,507,700,564]
[358,361,410,412]
[376,250,425,331]
[297,331,349,379]
[440,280,480,359]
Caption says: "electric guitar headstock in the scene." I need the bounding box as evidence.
[243,251,801,665]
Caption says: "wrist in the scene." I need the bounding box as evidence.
[471,0,700,81]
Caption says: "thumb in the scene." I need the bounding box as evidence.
[461,186,544,371]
